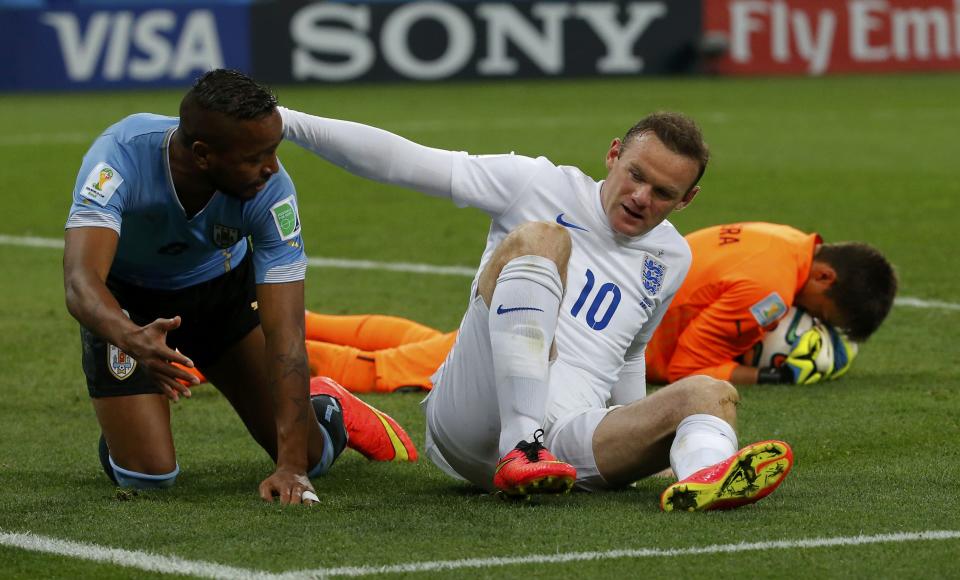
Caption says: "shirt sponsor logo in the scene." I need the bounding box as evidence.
[213,224,241,248]
[107,343,137,381]
[270,195,301,241]
[641,254,667,295]
[749,291,788,328]
[80,162,123,206]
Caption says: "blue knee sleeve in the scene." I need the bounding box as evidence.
[307,424,336,478]
[108,456,180,490]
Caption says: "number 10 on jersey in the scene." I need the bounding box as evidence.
[570,268,621,331]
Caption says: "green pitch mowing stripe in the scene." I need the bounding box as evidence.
[4,529,958,578]
[1,234,956,310]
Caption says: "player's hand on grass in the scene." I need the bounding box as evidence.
[123,316,199,401]
[259,468,317,506]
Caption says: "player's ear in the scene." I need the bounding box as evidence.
[675,185,700,211]
[192,141,211,170]
[605,138,622,170]
[810,261,837,287]
[818,262,837,286]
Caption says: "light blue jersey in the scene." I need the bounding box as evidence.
[66,113,306,290]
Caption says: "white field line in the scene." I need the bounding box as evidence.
[7,106,960,147]
[293,530,960,578]
[0,233,956,310]
[0,530,282,579]
[2,116,601,148]
[3,529,959,579]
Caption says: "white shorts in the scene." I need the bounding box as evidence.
[422,295,614,492]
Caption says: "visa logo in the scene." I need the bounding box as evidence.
[40,10,224,82]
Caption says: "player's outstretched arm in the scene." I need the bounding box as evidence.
[63,227,198,400]
[278,107,457,198]
[255,280,317,505]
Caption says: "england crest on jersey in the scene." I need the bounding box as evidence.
[213,224,241,248]
[642,254,667,295]
[107,344,137,381]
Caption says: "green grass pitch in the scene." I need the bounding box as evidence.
[0,73,958,578]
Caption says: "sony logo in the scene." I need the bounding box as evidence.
[291,1,670,81]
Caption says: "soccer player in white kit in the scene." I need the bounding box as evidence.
[279,109,794,511]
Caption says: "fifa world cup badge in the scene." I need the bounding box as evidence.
[108,344,137,380]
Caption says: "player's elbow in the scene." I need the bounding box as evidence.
[62,270,87,322]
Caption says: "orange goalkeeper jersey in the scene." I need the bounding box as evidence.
[645,223,821,383]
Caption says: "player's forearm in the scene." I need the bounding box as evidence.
[64,272,140,351]
[278,107,456,198]
[266,338,312,473]
[730,365,760,385]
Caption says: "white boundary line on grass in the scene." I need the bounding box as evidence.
[297,530,960,578]
[1,233,958,310]
[2,529,959,579]
[0,530,279,579]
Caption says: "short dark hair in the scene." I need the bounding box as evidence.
[178,69,277,147]
[622,112,710,189]
[817,242,898,341]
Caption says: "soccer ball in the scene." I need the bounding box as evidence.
[743,306,859,380]
[742,307,820,369]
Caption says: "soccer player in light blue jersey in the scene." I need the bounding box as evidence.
[63,70,346,505]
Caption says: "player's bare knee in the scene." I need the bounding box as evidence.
[478,221,570,301]
[497,222,570,270]
[672,375,739,423]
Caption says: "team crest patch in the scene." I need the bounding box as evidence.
[641,254,667,295]
[749,292,789,328]
[213,224,241,248]
[80,162,123,206]
[107,343,137,381]
[270,195,301,241]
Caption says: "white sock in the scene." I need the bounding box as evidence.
[670,414,738,480]
[489,255,563,456]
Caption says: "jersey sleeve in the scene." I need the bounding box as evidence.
[610,348,647,405]
[279,107,458,200]
[65,136,135,234]
[450,153,547,216]
[666,281,769,382]
[247,171,308,285]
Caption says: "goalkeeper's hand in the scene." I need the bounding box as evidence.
[824,325,859,380]
[781,326,833,385]
[783,326,833,385]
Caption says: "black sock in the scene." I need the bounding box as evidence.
[311,394,348,461]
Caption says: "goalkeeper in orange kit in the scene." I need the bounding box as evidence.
[645,223,897,385]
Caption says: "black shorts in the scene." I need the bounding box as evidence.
[80,253,260,398]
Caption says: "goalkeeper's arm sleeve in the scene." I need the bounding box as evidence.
[279,106,457,199]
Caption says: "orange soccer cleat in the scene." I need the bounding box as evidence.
[660,440,793,512]
[493,429,576,498]
[309,376,418,462]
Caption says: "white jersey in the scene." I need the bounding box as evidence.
[447,153,691,425]
[277,107,690,422]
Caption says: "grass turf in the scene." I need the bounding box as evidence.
[0,73,958,578]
